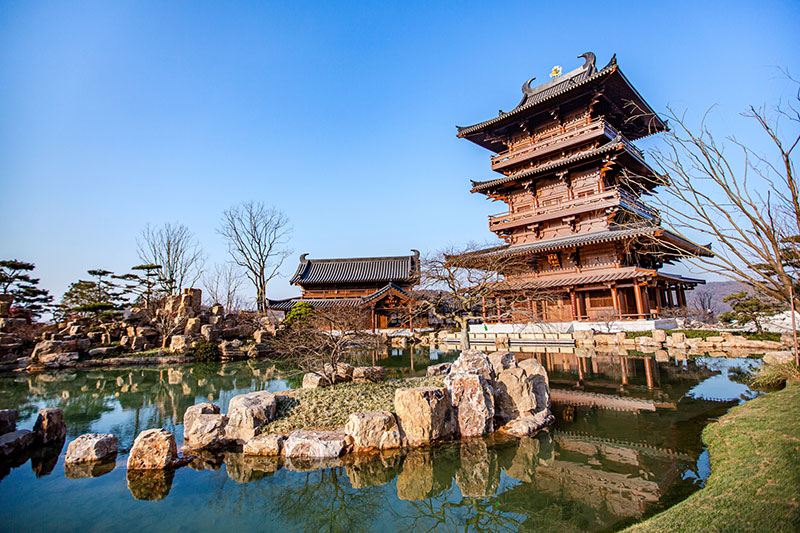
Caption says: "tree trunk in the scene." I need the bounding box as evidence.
[458,318,471,351]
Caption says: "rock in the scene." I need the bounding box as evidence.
[136,326,158,337]
[219,340,245,359]
[243,434,284,456]
[65,458,116,479]
[302,373,328,389]
[31,340,75,361]
[127,428,179,470]
[120,336,130,347]
[225,391,277,443]
[33,408,66,444]
[131,336,148,351]
[518,357,551,412]
[450,349,495,383]
[200,325,217,342]
[487,350,517,376]
[184,318,202,336]
[494,367,537,421]
[211,304,224,316]
[0,409,18,435]
[444,373,494,437]
[127,469,175,500]
[497,410,554,437]
[652,329,667,343]
[455,439,500,498]
[283,430,350,458]
[65,433,118,464]
[394,387,452,446]
[87,346,120,358]
[426,363,452,377]
[0,429,36,457]
[169,335,189,354]
[323,362,354,382]
[395,448,449,500]
[763,351,795,365]
[253,329,272,344]
[183,403,221,433]
[345,452,403,488]
[352,366,386,383]
[183,414,229,450]
[247,343,270,358]
[344,411,402,452]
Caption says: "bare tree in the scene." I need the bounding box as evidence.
[691,289,717,323]
[411,244,535,351]
[218,202,292,314]
[201,262,246,312]
[271,305,371,388]
[626,76,800,308]
[137,222,205,295]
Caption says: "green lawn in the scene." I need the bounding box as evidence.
[623,383,800,532]
[624,329,783,342]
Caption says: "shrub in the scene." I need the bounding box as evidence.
[190,338,220,362]
[751,362,800,390]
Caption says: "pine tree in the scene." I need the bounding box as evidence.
[0,259,53,319]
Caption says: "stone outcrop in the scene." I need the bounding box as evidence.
[344,411,402,452]
[450,349,495,383]
[498,410,555,437]
[518,357,551,411]
[394,387,452,446]
[87,346,121,358]
[243,434,284,456]
[183,414,228,450]
[444,373,494,437]
[65,433,118,464]
[352,366,386,383]
[183,403,220,434]
[302,373,328,389]
[33,407,66,445]
[426,362,452,377]
[225,391,277,443]
[283,430,350,458]
[494,367,537,421]
[487,350,517,376]
[169,335,189,354]
[0,429,36,457]
[763,351,794,365]
[127,428,179,470]
[0,409,18,435]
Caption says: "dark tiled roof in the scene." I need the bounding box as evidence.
[290,251,420,285]
[492,269,704,290]
[482,226,660,257]
[267,283,411,311]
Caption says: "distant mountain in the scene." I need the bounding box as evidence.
[686,280,748,314]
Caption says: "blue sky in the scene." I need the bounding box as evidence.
[2,0,799,303]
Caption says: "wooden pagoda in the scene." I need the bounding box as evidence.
[267,251,420,329]
[457,52,709,322]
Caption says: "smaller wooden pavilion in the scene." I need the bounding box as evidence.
[267,251,420,329]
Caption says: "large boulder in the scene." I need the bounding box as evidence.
[0,429,36,457]
[65,433,118,464]
[487,351,517,376]
[450,349,495,383]
[243,434,284,456]
[494,367,537,421]
[200,325,217,342]
[497,410,554,437]
[302,373,328,389]
[169,335,189,354]
[184,318,202,336]
[183,414,229,450]
[518,357,551,412]
[31,340,74,361]
[0,409,18,435]
[344,411,402,452]
[127,428,179,470]
[33,407,66,445]
[394,387,452,446]
[183,403,220,434]
[283,430,350,458]
[352,366,386,383]
[322,363,354,382]
[225,391,277,443]
[444,373,494,437]
[426,363,452,377]
[87,346,121,358]
[763,351,794,365]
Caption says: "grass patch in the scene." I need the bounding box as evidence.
[624,329,783,342]
[623,383,800,532]
[751,362,800,390]
[261,377,445,435]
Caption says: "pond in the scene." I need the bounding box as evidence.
[0,348,760,532]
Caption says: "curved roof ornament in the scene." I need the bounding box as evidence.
[521,77,536,97]
[578,52,596,74]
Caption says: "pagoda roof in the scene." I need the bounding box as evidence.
[470,140,662,194]
[456,53,667,149]
[267,282,411,311]
[290,251,420,285]
[489,269,705,291]
[469,224,712,258]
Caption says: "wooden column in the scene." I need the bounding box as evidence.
[620,356,629,386]
[371,307,376,333]
[633,282,645,319]
[644,357,654,389]
[481,296,486,321]
[569,288,577,320]
[655,285,663,315]
[677,285,687,307]
[610,284,620,318]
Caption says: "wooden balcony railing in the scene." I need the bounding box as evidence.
[487,188,659,232]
